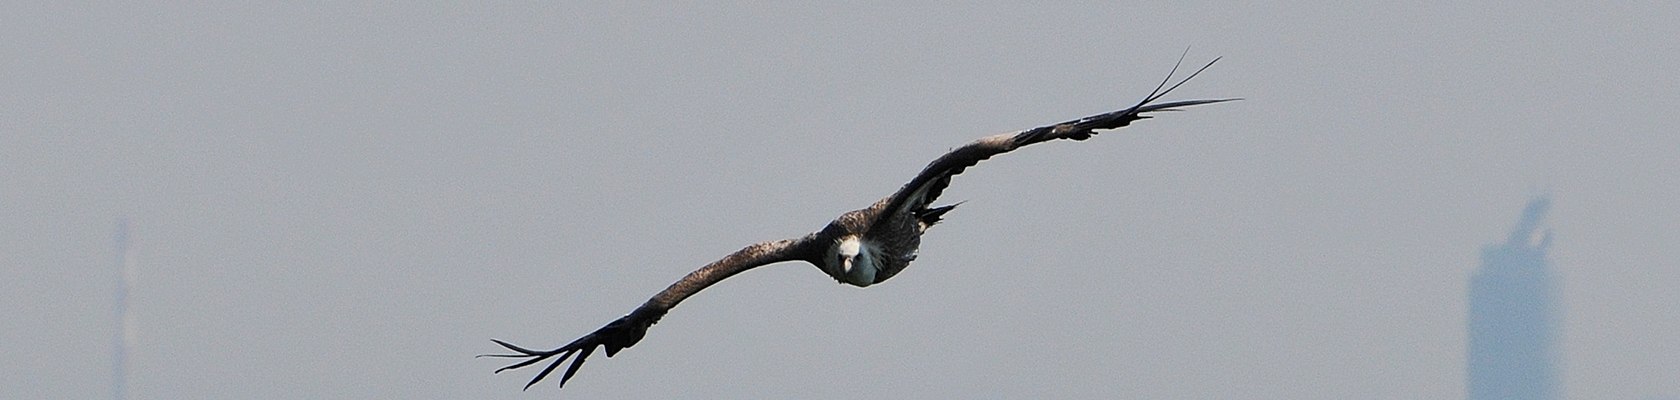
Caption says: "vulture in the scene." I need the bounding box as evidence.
[485,56,1236,390]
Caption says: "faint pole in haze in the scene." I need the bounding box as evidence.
[1467,197,1559,400]
[112,219,133,400]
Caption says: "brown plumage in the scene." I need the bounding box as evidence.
[482,56,1237,390]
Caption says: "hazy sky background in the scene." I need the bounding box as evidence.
[5,3,1677,399]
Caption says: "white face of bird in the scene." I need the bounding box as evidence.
[826,235,877,287]
[835,236,862,273]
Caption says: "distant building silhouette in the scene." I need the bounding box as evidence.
[112,220,132,400]
[1467,198,1559,400]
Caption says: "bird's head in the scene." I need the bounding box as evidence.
[835,236,862,270]
[827,235,875,287]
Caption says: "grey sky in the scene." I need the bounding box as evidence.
[4,3,1677,399]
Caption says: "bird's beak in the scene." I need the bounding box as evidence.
[840,256,853,273]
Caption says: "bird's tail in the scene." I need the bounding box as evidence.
[916,202,963,228]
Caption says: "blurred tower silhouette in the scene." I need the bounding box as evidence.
[1467,197,1558,400]
[112,220,132,400]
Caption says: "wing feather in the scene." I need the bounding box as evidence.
[868,58,1236,230]
[484,237,820,389]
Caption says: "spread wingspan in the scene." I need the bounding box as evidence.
[488,54,1235,392]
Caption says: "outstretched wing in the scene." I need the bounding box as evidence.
[484,237,820,390]
[867,57,1237,233]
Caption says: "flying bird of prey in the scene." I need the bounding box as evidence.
[484,56,1236,390]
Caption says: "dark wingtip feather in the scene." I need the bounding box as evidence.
[488,339,541,355]
[495,354,551,374]
[558,348,595,388]
[524,350,576,390]
[1135,97,1242,113]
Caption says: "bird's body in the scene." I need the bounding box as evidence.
[484,56,1236,390]
[819,196,947,287]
